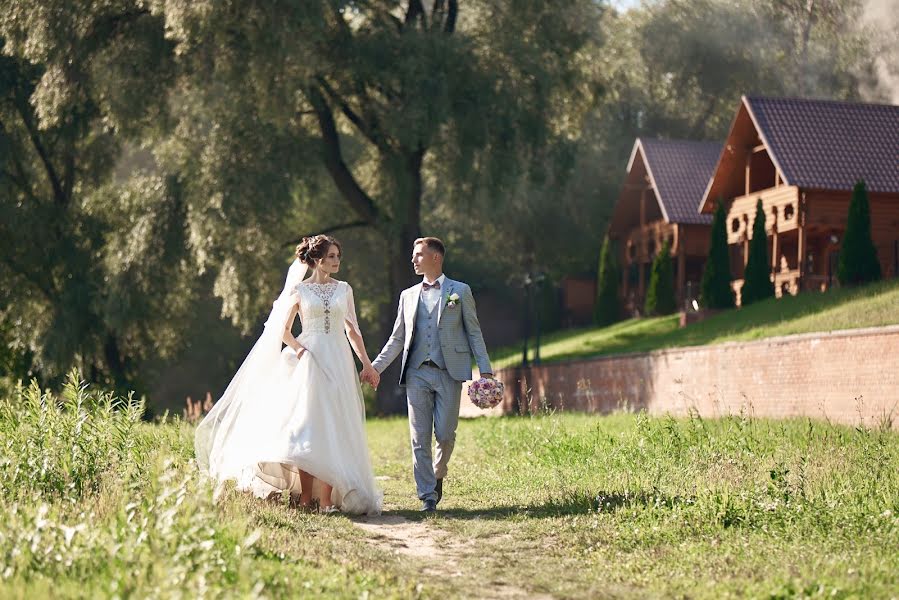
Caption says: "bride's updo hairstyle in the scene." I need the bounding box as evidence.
[295,234,342,267]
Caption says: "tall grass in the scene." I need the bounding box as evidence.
[0,372,265,597]
[0,374,436,599]
[3,373,897,597]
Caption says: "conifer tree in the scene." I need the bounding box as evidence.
[741,199,775,305]
[700,200,735,309]
[644,239,677,316]
[838,180,881,285]
[594,235,620,326]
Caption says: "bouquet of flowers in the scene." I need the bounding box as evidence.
[467,377,505,409]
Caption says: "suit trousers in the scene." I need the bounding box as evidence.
[405,364,463,501]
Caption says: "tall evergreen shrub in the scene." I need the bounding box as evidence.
[700,200,735,309]
[741,199,775,305]
[644,238,676,316]
[594,235,620,326]
[838,179,881,285]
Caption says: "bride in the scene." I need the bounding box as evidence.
[195,234,383,515]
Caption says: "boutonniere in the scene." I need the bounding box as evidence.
[445,292,460,307]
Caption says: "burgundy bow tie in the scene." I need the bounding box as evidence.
[422,280,441,290]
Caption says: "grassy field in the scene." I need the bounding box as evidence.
[493,278,899,369]
[2,375,898,598]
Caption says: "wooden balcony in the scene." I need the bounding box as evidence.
[726,185,800,244]
[625,220,677,265]
[773,269,800,297]
[731,269,832,305]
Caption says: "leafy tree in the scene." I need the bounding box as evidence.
[838,179,881,285]
[0,0,886,410]
[0,6,184,391]
[644,239,676,316]
[700,200,735,309]
[594,235,620,326]
[155,1,604,409]
[741,199,774,305]
[0,2,603,407]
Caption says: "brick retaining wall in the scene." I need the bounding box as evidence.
[496,325,899,428]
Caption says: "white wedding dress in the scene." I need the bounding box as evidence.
[195,261,382,515]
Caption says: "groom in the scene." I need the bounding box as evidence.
[372,237,493,512]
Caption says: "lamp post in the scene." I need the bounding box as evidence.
[521,273,532,368]
[532,272,545,365]
[520,271,546,367]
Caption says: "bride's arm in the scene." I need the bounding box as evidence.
[346,328,373,368]
[344,285,379,386]
[282,303,305,355]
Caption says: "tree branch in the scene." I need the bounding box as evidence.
[405,0,425,27]
[14,98,67,206]
[282,220,372,248]
[0,119,41,204]
[81,8,153,54]
[305,84,381,225]
[0,254,55,301]
[445,0,458,33]
[316,76,392,154]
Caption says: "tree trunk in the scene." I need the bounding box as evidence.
[103,334,130,394]
[375,149,424,413]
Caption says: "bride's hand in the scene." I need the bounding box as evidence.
[294,345,306,358]
[360,365,379,388]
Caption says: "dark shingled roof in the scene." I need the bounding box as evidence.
[746,96,899,193]
[631,138,720,224]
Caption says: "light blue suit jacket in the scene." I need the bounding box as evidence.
[373,277,492,384]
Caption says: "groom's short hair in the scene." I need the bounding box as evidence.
[414,237,445,256]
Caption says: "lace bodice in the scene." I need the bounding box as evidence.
[293,280,362,337]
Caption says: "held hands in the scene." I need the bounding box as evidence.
[360,364,380,389]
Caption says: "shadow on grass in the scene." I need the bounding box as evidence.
[380,490,687,522]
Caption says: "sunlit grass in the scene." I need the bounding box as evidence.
[494,278,899,369]
[2,376,897,598]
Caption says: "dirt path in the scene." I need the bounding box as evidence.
[353,514,553,599]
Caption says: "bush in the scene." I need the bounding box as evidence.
[644,239,676,316]
[838,179,881,286]
[594,235,620,325]
[741,199,774,306]
[700,199,735,309]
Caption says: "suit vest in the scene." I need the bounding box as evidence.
[408,293,446,370]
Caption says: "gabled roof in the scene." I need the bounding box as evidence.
[610,138,720,232]
[701,96,899,211]
[633,138,721,224]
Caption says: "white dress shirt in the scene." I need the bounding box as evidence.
[421,274,445,312]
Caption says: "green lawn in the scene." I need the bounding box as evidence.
[493,278,899,369]
[2,375,898,598]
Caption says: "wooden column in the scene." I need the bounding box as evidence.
[797,193,806,291]
[638,188,647,299]
[771,211,779,272]
[676,225,686,302]
[745,152,752,196]
[743,213,750,267]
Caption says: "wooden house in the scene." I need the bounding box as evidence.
[608,138,721,314]
[699,96,899,304]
